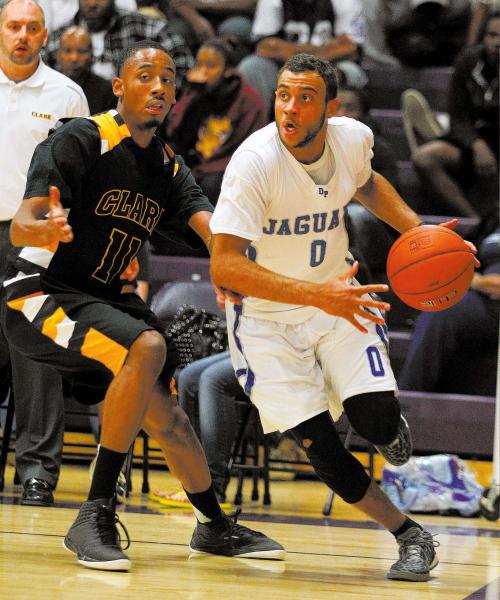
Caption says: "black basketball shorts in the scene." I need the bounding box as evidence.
[1,274,178,404]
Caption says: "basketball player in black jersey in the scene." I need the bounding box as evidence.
[1,40,284,571]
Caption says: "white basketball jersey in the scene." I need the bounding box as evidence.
[210,116,374,323]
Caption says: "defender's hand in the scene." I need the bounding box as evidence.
[48,186,73,243]
[120,256,140,281]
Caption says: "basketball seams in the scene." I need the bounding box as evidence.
[388,226,465,259]
[386,224,474,310]
[390,259,474,295]
[387,249,474,282]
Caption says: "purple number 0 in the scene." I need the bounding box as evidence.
[367,346,385,376]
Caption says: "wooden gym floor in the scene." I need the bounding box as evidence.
[0,456,499,600]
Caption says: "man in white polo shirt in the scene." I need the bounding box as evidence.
[0,0,89,506]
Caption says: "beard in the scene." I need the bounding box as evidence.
[84,3,114,32]
[137,118,162,130]
[294,108,326,148]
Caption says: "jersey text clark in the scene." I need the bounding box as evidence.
[95,189,163,233]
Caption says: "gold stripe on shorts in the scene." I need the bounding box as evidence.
[6,291,44,312]
[81,327,128,376]
[41,306,68,341]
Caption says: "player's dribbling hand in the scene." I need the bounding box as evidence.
[438,218,481,268]
[317,261,391,334]
[48,186,73,243]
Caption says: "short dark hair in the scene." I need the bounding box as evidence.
[116,39,171,76]
[201,37,239,69]
[339,84,371,116]
[278,54,339,102]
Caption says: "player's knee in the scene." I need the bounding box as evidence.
[131,330,166,372]
[343,391,400,445]
[289,412,371,504]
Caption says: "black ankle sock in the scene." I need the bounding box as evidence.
[184,485,222,522]
[88,445,128,501]
[391,517,423,538]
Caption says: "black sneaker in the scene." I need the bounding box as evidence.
[63,498,131,571]
[190,509,285,560]
[375,415,413,466]
[387,527,439,582]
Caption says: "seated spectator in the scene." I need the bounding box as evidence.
[336,85,399,188]
[363,0,472,69]
[411,11,499,234]
[39,0,137,32]
[161,37,266,207]
[166,0,256,60]
[400,88,446,156]
[467,0,499,45]
[46,0,193,87]
[56,26,116,114]
[360,0,401,66]
[238,0,367,116]
[136,0,167,21]
[398,228,500,396]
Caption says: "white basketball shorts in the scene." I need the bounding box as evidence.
[226,304,397,433]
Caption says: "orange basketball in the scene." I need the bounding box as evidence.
[387,225,475,311]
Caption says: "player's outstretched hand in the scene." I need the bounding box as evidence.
[316,261,390,334]
[439,218,480,268]
[48,186,73,243]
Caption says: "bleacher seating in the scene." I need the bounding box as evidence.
[150,255,211,298]
[371,109,412,162]
[364,65,452,112]
[399,391,495,457]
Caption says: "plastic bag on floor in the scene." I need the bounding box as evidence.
[381,454,484,516]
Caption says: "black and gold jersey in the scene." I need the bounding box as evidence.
[18,110,213,299]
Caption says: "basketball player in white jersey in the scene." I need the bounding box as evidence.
[209,54,464,581]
